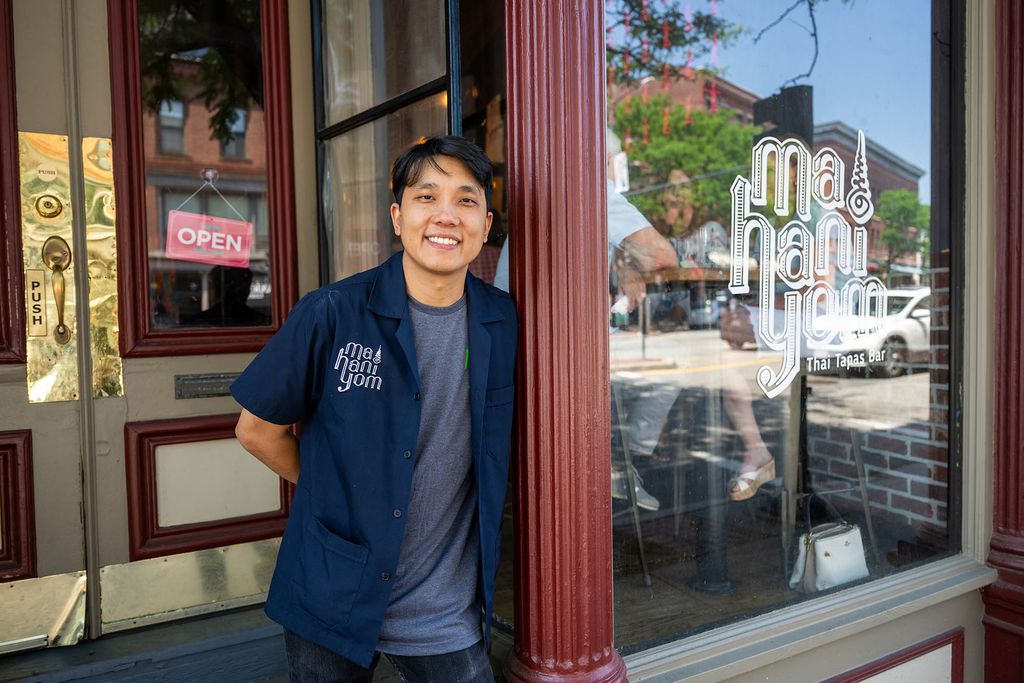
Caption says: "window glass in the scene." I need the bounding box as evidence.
[604,0,955,652]
[139,1,272,330]
[221,108,248,158]
[322,94,447,279]
[158,100,185,154]
[321,0,446,125]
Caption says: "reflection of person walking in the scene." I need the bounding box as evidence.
[232,137,517,682]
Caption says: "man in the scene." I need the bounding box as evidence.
[232,136,517,682]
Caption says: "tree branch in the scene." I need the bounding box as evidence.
[754,0,804,43]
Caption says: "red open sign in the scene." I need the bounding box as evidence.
[165,210,253,268]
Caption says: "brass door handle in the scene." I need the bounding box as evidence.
[41,236,72,345]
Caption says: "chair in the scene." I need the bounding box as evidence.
[611,382,653,588]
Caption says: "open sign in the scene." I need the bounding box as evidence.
[165,210,253,268]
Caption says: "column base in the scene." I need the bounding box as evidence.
[502,649,627,683]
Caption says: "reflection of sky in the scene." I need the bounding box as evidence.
[712,0,932,202]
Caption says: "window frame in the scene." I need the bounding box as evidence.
[156,99,187,156]
[220,107,248,160]
[0,0,24,365]
[108,0,297,357]
[310,0,462,285]
[616,0,985,675]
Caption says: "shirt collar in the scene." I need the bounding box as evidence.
[368,250,505,323]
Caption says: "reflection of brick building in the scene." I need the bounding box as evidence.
[814,121,926,281]
[141,60,271,326]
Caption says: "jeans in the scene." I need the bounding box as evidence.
[284,629,494,683]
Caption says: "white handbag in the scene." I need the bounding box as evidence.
[789,495,869,593]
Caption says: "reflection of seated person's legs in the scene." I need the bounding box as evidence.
[611,378,679,512]
[722,369,776,500]
[613,372,776,509]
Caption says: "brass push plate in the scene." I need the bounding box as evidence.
[20,132,78,403]
[82,136,122,398]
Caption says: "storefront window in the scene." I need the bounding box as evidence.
[321,0,447,126]
[317,0,507,285]
[138,1,273,330]
[323,95,447,278]
[605,0,956,652]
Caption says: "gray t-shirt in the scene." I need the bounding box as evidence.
[376,294,480,655]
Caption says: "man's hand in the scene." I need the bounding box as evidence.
[235,409,301,484]
[617,261,647,312]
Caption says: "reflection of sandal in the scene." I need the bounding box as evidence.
[728,459,776,501]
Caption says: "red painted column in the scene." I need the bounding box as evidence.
[984,1,1024,681]
[502,2,626,682]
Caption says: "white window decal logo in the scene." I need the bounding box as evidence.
[729,130,888,399]
[335,341,384,393]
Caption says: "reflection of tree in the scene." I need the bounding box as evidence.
[612,94,759,235]
[138,0,261,145]
[605,0,738,93]
[876,188,930,281]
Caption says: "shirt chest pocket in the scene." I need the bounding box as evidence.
[484,385,515,463]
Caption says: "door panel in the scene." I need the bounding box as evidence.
[0,0,310,654]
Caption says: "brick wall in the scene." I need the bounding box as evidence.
[805,263,951,541]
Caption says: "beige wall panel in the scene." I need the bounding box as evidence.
[860,645,951,682]
[154,438,279,527]
[93,396,129,566]
[121,354,255,421]
[13,0,67,134]
[73,0,112,137]
[726,591,984,683]
[289,0,319,295]
[0,366,84,576]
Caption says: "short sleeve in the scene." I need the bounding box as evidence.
[606,179,652,249]
[231,292,331,425]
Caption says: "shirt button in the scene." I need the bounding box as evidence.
[414,392,421,401]
[403,450,412,459]
[393,509,402,518]
[380,571,390,581]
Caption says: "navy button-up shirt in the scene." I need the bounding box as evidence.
[231,251,517,667]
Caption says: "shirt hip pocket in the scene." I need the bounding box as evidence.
[290,515,369,628]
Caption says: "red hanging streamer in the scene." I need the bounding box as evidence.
[662,106,670,135]
[642,119,650,143]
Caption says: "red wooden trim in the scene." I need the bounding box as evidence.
[502,2,625,682]
[826,629,964,683]
[0,430,36,581]
[987,2,1024,682]
[107,0,298,358]
[124,414,290,561]
[0,0,25,364]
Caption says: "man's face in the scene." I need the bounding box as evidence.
[390,155,492,282]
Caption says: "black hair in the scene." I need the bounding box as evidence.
[391,135,494,210]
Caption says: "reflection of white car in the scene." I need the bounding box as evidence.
[817,288,931,377]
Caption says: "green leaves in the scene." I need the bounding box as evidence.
[612,94,759,236]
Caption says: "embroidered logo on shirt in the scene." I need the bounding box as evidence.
[334,341,383,393]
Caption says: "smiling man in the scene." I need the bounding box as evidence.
[232,136,517,682]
